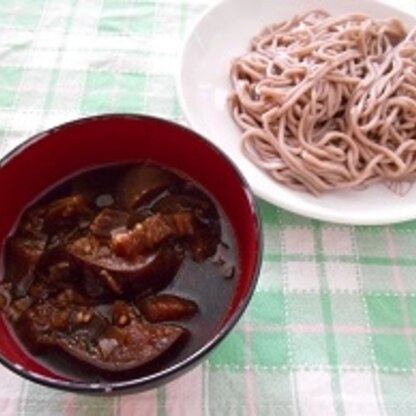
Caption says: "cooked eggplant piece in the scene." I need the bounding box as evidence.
[52,287,95,307]
[15,294,99,353]
[0,283,12,310]
[56,314,186,372]
[117,164,178,210]
[90,208,130,238]
[67,235,182,298]
[7,296,33,322]
[42,195,92,234]
[137,294,198,322]
[152,192,221,261]
[16,307,57,352]
[6,237,46,297]
[17,206,47,240]
[5,205,48,297]
[152,192,216,219]
[111,212,194,258]
[112,300,135,327]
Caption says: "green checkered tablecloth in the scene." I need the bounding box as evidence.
[2,0,416,414]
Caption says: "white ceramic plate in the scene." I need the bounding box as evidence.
[177,0,416,225]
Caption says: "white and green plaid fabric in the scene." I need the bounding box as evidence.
[2,0,416,414]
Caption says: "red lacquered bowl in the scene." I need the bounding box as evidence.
[0,114,262,394]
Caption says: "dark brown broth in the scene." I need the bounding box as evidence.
[1,163,238,382]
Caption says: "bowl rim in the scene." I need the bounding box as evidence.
[0,113,263,394]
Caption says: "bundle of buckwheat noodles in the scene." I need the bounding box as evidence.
[229,10,416,195]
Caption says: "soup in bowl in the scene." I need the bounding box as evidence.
[0,114,262,394]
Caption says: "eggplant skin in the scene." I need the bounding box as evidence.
[137,294,198,323]
[56,322,186,372]
[68,240,183,299]
[116,164,178,211]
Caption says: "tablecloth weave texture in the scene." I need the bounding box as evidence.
[2,0,416,415]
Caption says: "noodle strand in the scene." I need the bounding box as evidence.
[229,10,415,194]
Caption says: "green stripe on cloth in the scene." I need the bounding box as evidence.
[156,386,167,416]
[39,0,80,127]
[313,223,345,415]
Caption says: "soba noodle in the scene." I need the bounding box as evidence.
[229,10,416,195]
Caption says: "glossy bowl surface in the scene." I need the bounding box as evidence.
[0,114,262,394]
